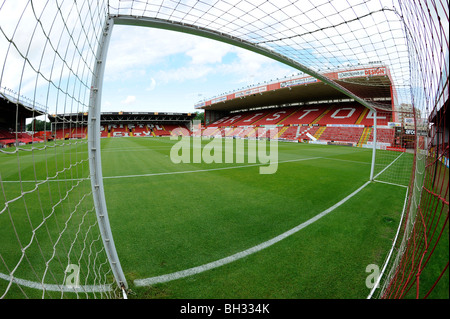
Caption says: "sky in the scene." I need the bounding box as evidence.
[0,1,296,118]
[102,24,298,114]
[0,0,447,119]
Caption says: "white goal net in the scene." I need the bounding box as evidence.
[0,0,118,298]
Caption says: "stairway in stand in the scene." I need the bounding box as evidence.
[275,126,288,138]
[313,126,327,139]
[357,127,372,147]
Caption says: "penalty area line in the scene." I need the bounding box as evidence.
[102,156,323,180]
[0,157,322,183]
[134,180,371,287]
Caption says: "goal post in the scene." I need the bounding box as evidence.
[87,17,128,292]
[370,110,377,181]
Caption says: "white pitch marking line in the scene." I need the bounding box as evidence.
[0,155,376,183]
[102,156,323,180]
[134,180,371,287]
[0,272,111,293]
[0,156,324,183]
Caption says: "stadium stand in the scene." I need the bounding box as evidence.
[11,65,400,149]
[100,125,109,137]
[110,124,130,137]
[37,105,395,148]
[152,124,171,136]
[46,112,195,141]
[71,126,87,138]
[0,128,16,146]
[193,64,407,148]
[316,105,364,125]
[201,101,396,146]
[0,94,47,147]
[0,128,44,146]
[317,126,364,143]
[50,123,191,139]
[131,124,152,137]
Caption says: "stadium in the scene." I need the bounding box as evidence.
[0,0,448,305]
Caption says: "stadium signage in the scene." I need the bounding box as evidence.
[280,76,317,88]
[326,124,364,127]
[196,66,390,109]
[365,67,386,76]
[211,96,227,104]
[327,141,354,146]
[386,146,406,152]
[235,86,267,98]
[195,101,206,108]
[338,67,386,79]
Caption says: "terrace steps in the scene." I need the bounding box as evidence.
[357,127,372,147]
[275,126,288,138]
[313,126,327,139]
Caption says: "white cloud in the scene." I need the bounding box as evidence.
[121,95,136,105]
[156,65,214,84]
[185,41,232,65]
[105,24,296,89]
[213,48,296,88]
[147,78,156,91]
[100,23,299,113]
[104,26,195,80]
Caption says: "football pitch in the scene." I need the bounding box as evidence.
[103,137,410,299]
[0,136,412,298]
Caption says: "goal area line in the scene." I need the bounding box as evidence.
[367,185,409,299]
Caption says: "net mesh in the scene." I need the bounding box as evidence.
[0,0,448,299]
[371,109,415,188]
[0,0,116,298]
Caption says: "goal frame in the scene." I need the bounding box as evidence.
[87,14,383,290]
[88,17,128,291]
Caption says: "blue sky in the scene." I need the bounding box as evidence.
[101,24,299,114]
[2,1,446,118]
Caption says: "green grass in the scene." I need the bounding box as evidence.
[99,137,409,298]
[0,136,425,298]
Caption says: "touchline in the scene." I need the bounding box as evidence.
[169,128,279,174]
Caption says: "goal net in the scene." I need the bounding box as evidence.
[0,0,448,299]
[370,108,416,188]
[0,1,118,298]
